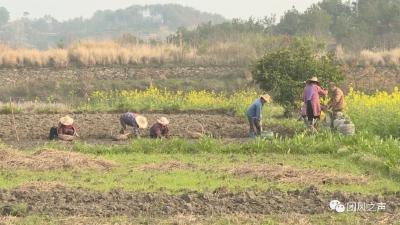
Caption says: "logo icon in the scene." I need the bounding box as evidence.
[329,200,345,213]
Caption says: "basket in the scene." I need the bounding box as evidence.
[338,122,356,136]
[333,119,345,129]
[58,134,75,141]
[186,121,205,139]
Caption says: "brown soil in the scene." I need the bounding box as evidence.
[0,113,297,144]
[0,149,114,171]
[226,164,369,185]
[0,186,398,217]
[0,113,249,141]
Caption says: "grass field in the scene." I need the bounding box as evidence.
[2,86,398,137]
[0,86,399,224]
[0,138,398,224]
[1,141,396,194]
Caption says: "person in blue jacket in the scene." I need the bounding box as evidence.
[246,94,271,138]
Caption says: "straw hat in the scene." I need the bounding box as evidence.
[260,94,271,103]
[59,115,74,126]
[135,115,148,129]
[157,117,170,125]
[308,77,319,83]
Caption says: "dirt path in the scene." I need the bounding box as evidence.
[0,185,398,217]
[0,113,248,142]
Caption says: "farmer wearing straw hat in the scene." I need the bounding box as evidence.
[120,112,148,137]
[327,82,345,128]
[303,77,328,132]
[49,115,79,140]
[246,94,271,138]
[150,117,170,138]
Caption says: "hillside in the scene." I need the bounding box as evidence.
[0,4,226,49]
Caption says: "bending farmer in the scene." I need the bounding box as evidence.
[150,117,170,138]
[49,115,79,141]
[328,82,345,127]
[120,112,148,137]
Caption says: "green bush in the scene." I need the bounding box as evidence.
[252,38,343,113]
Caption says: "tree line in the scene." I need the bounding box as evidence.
[169,0,400,51]
[0,4,225,49]
[1,0,400,51]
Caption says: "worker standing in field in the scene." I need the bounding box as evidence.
[120,112,148,137]
[247,94,271,138]
[150,117,170,138]
[328,82,345,127]
[303,77,328,132]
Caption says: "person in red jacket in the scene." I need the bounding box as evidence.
[303,77,328,132]
[57,116,78,135]
[150,117,170,138]
[49,115,79,141]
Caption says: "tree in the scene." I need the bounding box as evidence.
[0,7,10,26]
[299,5,333,38]
[276,8,302,35]
[252,39,344,115]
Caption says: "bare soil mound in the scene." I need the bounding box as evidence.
[226,164,369,185]
[0,186,397,217]
[0,149,114,171]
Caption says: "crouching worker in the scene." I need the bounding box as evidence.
[120,112,148,137]
[150,117,170,139]
[49,115,79,141]
[246,94,271,138]
[328,82,345,128]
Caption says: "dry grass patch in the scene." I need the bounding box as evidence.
[0,149,115,171]
[138,161,197,172]
[0,101,72,114]
[14,181,66,192]
[224,164,369,185]
[136,161,368,186]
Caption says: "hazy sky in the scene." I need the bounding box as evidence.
[2,0,322,21]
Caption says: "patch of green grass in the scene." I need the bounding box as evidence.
[0,150,398,195]
[0,167,271,193]
[261,212,400,225]
[7,212,400,225]
[0,203,29,217]
[52,131,400,170]
[0,103,22,114]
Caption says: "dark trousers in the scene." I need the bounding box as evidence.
[49,127,58,140]
[120,117,140,137]
[248,117,261,137]
[306,100,320,126]
[306,100,314,122]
